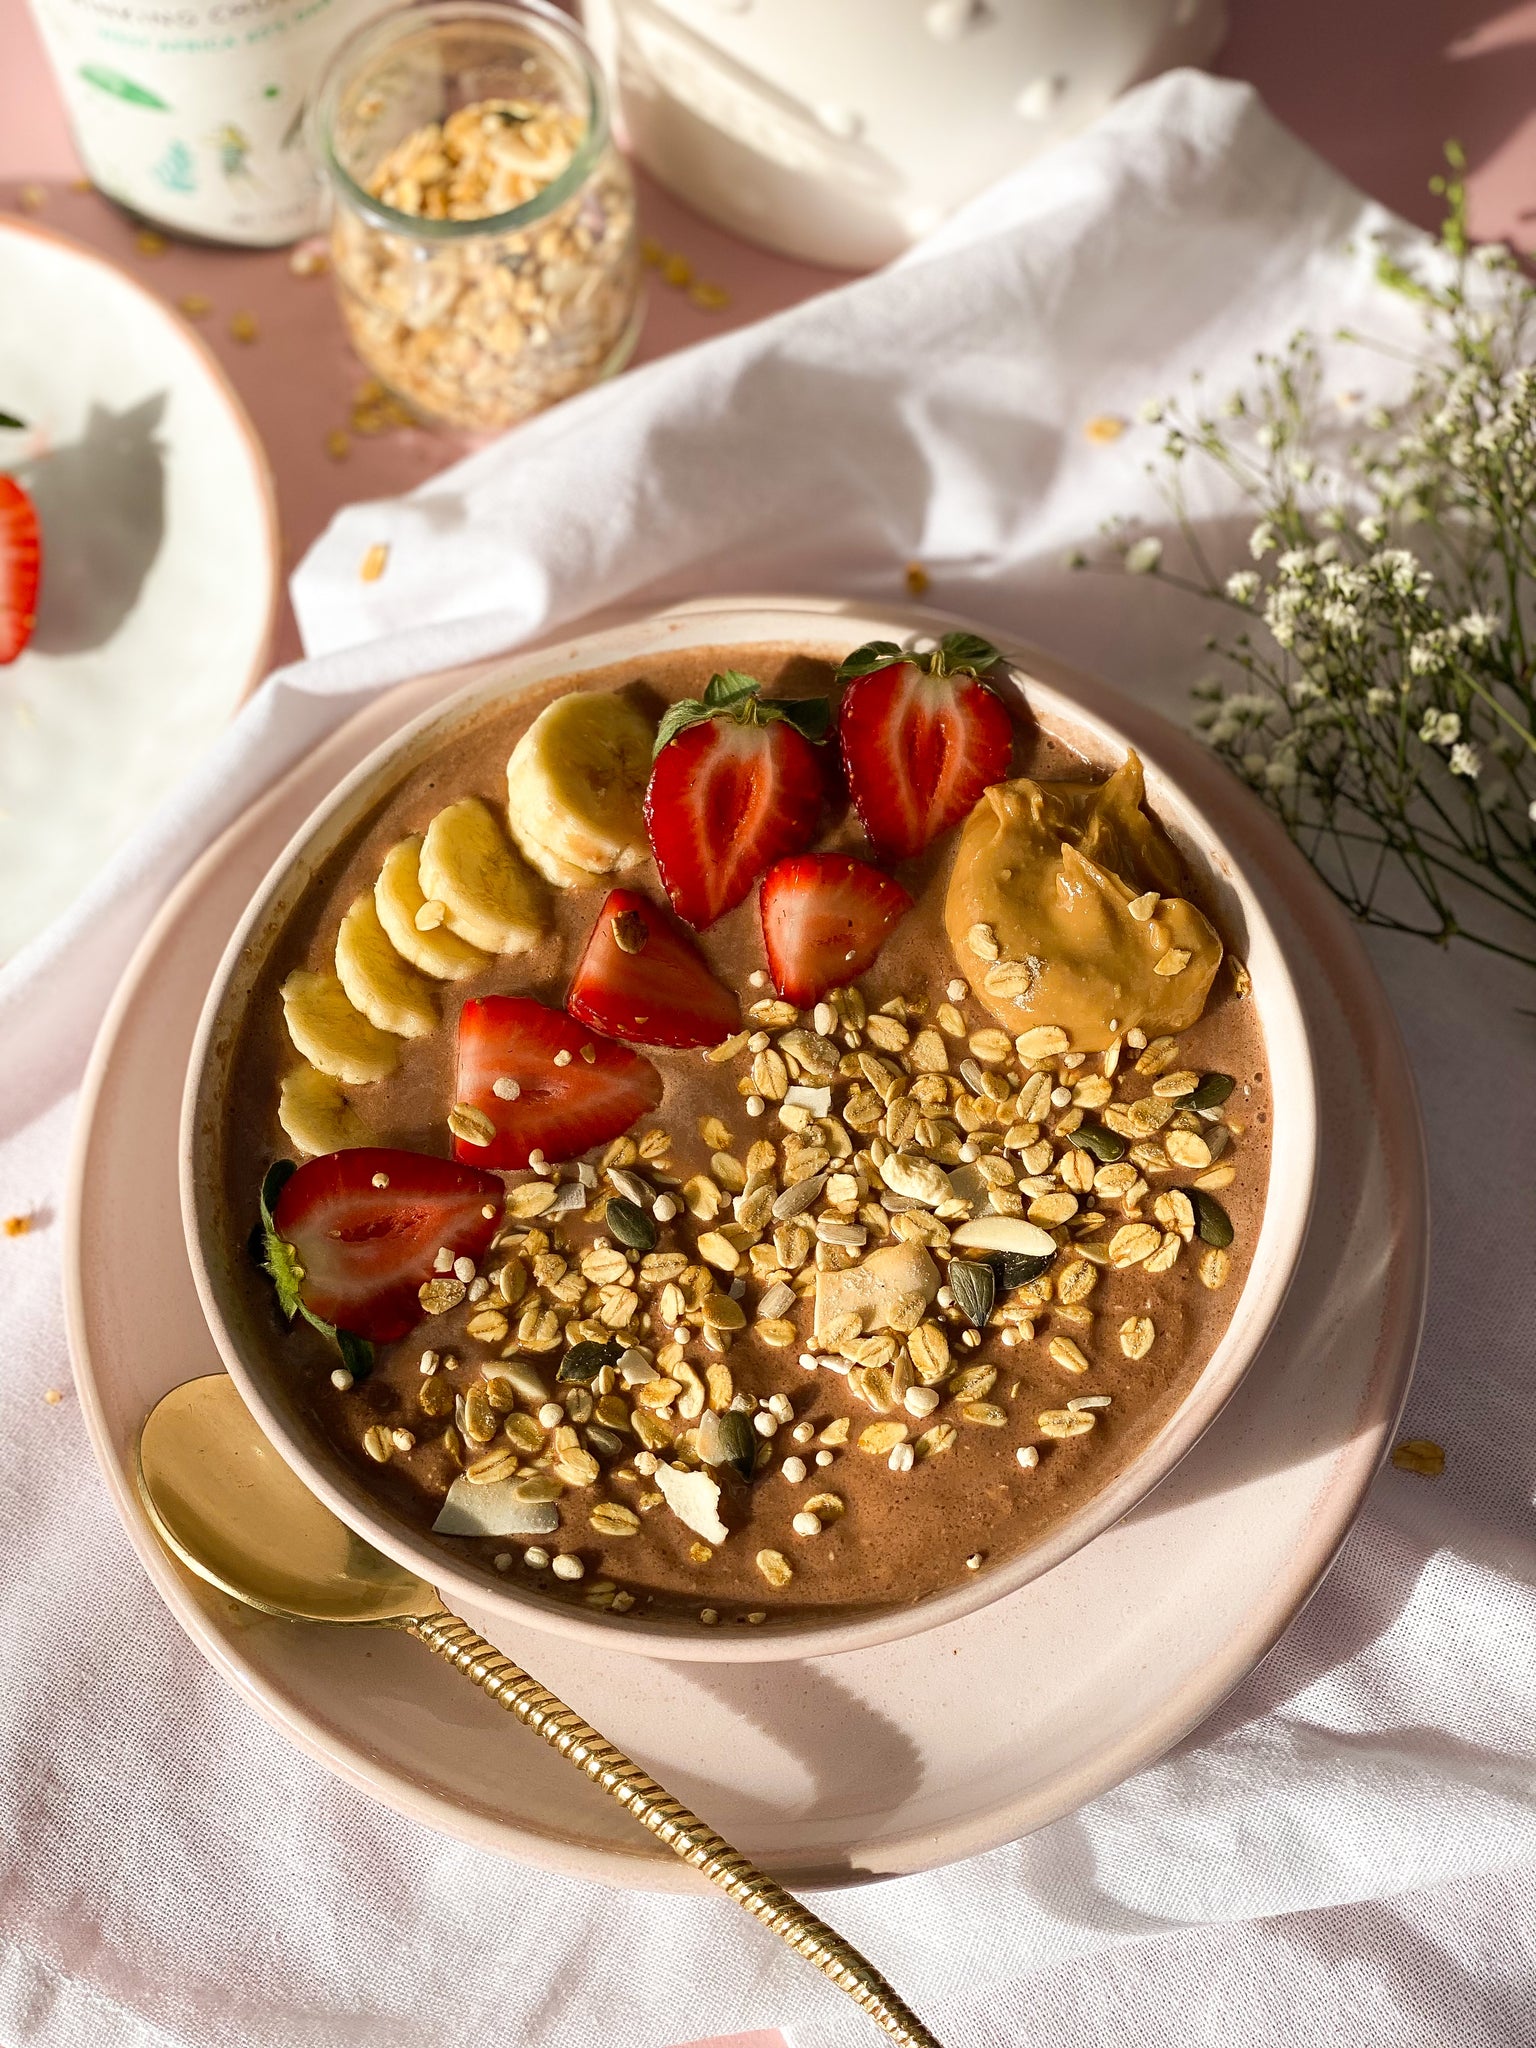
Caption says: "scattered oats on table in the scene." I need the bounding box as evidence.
[1391,1438,1445,1477]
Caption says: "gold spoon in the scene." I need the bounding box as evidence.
[137,1373,943,2048]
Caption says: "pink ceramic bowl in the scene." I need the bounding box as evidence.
[181,596,1318,1663]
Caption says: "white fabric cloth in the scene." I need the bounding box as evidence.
[3,69,1533,2048]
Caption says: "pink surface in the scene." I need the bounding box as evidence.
[4,0,1532,670]
[669,2035,788,2048]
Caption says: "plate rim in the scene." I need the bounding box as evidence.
[63,605,1427,1891]
[0,212,281,708]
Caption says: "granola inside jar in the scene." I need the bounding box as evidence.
[313,0,641,431]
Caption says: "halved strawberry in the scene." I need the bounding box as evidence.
[759,853,913,1006]
[456,995,662,1169]
[569,888,740,1049]
[267,1147,502,1344]
[0,476,41,665]
[644,669,829,927]
[836,632,1012,862]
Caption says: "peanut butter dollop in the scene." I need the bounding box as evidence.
[943,752,1223,1052]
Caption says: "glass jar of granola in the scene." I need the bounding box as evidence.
[313,0,641,431]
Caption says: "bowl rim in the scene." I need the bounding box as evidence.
[180,594,1318,1664]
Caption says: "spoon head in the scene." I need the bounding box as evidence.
[138,1374,437,1625]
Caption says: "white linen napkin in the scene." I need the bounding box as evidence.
[2,70,1533,2048]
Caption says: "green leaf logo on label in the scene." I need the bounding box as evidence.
[79,64,171,110]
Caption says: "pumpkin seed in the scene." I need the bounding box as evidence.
[988,1249,1055,1289]
[1189,1071,1236,1111]
[1074,1118,1128,1163]
[948,1257,995,1330]
[699,1408,757,1481]
[585,1423,626,1458]
[605,1196,657,1253]
[558,1338,623,1384]
[1191,1189,1234,1248]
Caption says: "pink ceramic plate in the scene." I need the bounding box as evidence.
[64,597,1425,1890]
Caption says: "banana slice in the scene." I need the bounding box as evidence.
[418,796,546,955]
[505,690,655,889]
[280,969,398,1085]
[278,1066,369,1156]
[375,835,490,982]
[335,889,437,1039]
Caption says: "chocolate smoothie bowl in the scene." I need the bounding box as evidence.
[182,600,1316,1662]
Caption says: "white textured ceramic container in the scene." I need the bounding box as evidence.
[180,597,1316,1665]
[580,0,1227,268]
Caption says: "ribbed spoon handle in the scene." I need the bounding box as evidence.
[408,1607,943,2048]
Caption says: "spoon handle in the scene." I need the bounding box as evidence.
[408,1607,943,2048]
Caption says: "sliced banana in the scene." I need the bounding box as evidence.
[280,969,398,1086]
[375,835,490,982]
[335,889,437,1039]
[278,1066,370,1156]
[505,690,655,889]
[418,796,546,955]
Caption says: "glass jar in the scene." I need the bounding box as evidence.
[313,0,642,431]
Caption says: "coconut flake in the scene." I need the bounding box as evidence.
[784,1084,832,1115]
[433,1475,560,1538]
[653,1462,729,1544]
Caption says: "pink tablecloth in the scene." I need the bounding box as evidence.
[5,0,1536,669]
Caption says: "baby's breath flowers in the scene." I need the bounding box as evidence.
[1104,149,1536,972]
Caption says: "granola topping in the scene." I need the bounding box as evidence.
[329,93,638,431]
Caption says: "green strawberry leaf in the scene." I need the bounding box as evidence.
[653,673,831,757]
[0,410,26,431]
[256,1158,302,1316]
[702,669,762,710]
[260,1225,304,1322]
[652,696,714,757]
[254,1157,372,1377]
[334,1325,376,1380]
[835,640,904,681]
[931,632,1001,678]
[762,695,832,743]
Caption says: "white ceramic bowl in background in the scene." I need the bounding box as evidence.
[580,0,1227,268]
[0,218,277,965]
[180,597,1316,1664]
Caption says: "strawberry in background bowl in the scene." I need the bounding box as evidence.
[0,454,42,666]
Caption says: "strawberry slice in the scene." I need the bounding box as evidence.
[644,669,829,927]
[760,853,913,1006]
[569,888,740,1049]
[836,632,1012,862]
[456,995,662,1169]
[267,1147,503,1344]
[0,476,41,665]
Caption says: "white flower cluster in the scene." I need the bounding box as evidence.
[1130,216,1536,966]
